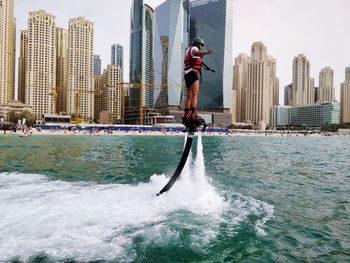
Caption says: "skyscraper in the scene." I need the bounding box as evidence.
[94,55,101,75]
[154,0,190,113]
[246,42,279,125]
[56,28,68,114]
[0,0,16,104]
[308,78,315,104]
[111,44,123,81]
[129,0,154,111]
[25,10,56,120]
[284,83,292,106]
[269,56,280,106]
[111,44,123,70]
[340,67,350,123]
[231,89,237,123]
[105,64,122,122]
[189,0,233,111]
[67,17,94,121]
[314,86,320,103]
[233,53,249,122]
[292,54,313,106]
[94,73,105,121]
[18,30,27,103]
[319,67,336,103]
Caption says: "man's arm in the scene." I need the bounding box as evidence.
[192,48,214,57]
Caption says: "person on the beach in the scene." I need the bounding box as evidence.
[183,37,214,122]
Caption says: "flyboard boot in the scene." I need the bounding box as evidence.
[182,108,206,132]
[181,108,191,124]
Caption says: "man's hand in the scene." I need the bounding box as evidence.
[207,48,214,54]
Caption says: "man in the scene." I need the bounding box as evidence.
[183,37,214,123]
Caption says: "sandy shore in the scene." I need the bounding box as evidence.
[2,128,349,137]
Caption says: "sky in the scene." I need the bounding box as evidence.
[15,0,350,103]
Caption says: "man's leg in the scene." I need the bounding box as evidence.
[190,80,199,119]
[190,80,199,108]
[183,72,199,121]
[183,86,193,121]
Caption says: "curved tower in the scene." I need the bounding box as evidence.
[129,0,154,109]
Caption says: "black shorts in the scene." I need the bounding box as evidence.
[184,71,199,88]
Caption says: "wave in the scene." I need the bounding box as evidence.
[0,135,273,262]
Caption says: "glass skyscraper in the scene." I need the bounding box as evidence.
[111,44,123,70]
[154,0,190,110]
[129,0,154,108]
[94,55,101,75]
[189,0,233,110]
[111,44,123,81]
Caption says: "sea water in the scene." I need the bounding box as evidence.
[0,135,349,262]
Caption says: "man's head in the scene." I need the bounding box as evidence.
[191,37,205,50]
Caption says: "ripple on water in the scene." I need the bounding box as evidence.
[1,135,350,262]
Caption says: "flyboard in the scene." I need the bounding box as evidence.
[156,117,206,196]
[156,61,214,196]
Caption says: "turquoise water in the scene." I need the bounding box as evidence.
[0,134,349,262]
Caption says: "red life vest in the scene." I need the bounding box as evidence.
[184,46,202,72]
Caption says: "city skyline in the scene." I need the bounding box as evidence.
[12,0,350,104]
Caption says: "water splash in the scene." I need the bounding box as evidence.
[0,134,273,262]
[182,132,192,177]
[194,133,206,179]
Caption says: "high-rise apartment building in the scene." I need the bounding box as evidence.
[130,0,154,111]
[67,17,94,121]
[105,64,122,122]
[314,86,320,103]
[94,73,105,121]
[94,55,101,75]
[0,0,16,104]
[154,0,190,113]
[94,65,122,123]
[269,56,280,106]
[233,53,249,122]
[292,54,313,105]
[309,78,315,103]
[231,89,237,123]
[246,42,279,125]
[189,0,233,111]
[284,83,292,106]
[18,30,27,103]
[56,28,68,114]
[319,67,336,103]
[340,67,350,123]
[25,10,56,120]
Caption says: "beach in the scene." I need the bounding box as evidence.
[2,126,349,138]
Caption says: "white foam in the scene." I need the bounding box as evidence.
[0,135,273,261]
